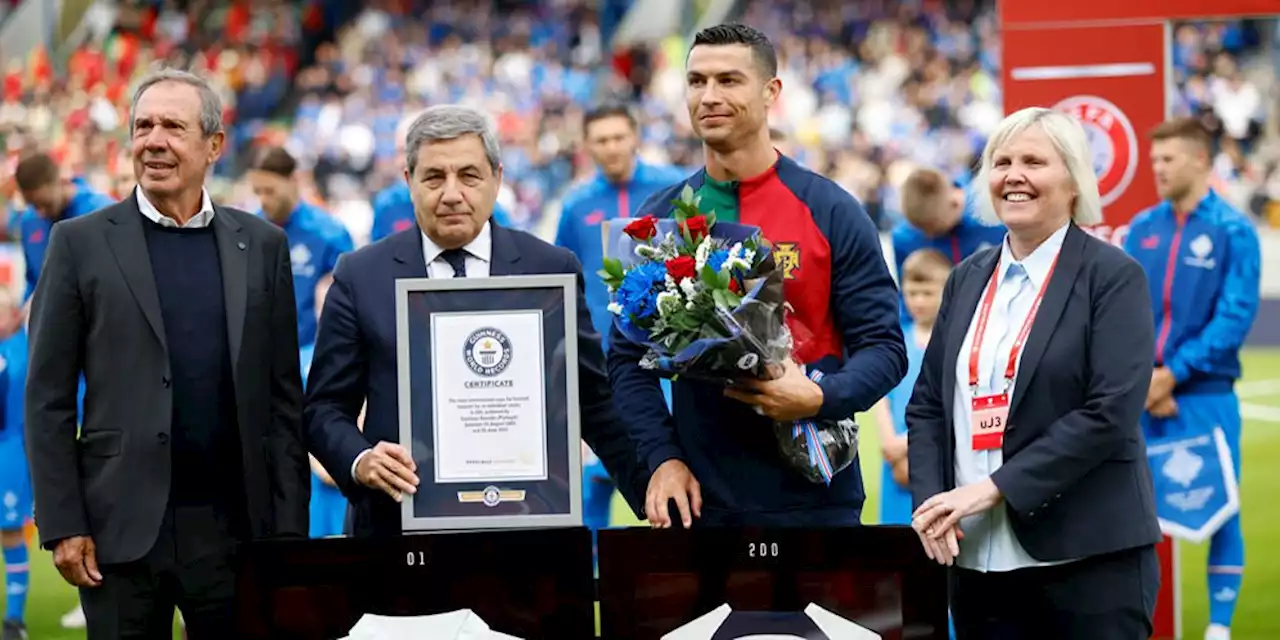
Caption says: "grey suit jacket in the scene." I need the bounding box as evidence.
[24,194,309,565]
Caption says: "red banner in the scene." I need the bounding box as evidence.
[1002,0,1279,25]
[1000,22,1166,248]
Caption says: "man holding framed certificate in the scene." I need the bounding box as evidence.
[303,104,648,537]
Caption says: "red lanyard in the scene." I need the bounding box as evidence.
[968,255,1060,390]
[949,234,962,264]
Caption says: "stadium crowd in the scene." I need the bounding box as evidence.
[3,0,1274,239]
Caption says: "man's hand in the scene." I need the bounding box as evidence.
[1146,366,1176,410]
[53,535,102,588]
[723,359,823,422]
[882,434,908,465]
[354,442,419,502]
[912,479,1002,543]
[646,459,702,529]
[1149,395,1179,418]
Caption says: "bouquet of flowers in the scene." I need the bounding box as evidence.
[599,186,858,485]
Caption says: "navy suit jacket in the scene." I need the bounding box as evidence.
[906,223,1163,561]
[303,223,648,536]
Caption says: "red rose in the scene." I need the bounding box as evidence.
[683,215,709,241]
[623,215,657,240]
[729,278,743,294]
[665,255,696,281]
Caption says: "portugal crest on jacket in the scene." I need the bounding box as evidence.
[774,242,801,280]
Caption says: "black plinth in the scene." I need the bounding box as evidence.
[598,526,949,640]
[235,527,596,639]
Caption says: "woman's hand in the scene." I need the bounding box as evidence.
[914,523,964,565]
[912,479,1003,543]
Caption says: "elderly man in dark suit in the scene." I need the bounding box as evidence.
[24,68,309,639]
[304,104,648,537]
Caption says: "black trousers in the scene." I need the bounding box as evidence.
[81,504,241,640]
[952,545,1159,640]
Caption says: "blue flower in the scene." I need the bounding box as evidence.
[616,261,668,323]
[707,248,736,276]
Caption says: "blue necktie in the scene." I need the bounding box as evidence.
[441,248,468,278]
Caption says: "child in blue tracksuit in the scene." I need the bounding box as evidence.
[872,249,955,640]
[1125,183,1260,640]
[302,343,348,537]
[873,249,950,525]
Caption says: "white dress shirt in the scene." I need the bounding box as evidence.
[135,186,216,228]
[420,221,492,278]
[952,221,1073,572]
[350,222,494,480]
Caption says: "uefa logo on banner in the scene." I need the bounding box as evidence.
[1053,95,1139,207]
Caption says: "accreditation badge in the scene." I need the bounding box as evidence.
[970,391,1009,451]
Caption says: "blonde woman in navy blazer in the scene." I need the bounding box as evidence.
[906,107,1163,639]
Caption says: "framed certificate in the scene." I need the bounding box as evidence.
[395,274,583,531]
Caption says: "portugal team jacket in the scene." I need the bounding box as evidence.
[606,154,906,523]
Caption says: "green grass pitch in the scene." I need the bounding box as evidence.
[7,349,1280,638]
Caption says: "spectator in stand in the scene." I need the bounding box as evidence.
[11,152,116,301]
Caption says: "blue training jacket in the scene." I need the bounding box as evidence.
[369,182,513,242]
[1124,189,1261,393]
[555,161,688,348]
[14,178,115,300]
[263,202,355,347]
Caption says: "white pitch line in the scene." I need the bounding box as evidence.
[1237,379,1280,399]
[1241,402,1280,424]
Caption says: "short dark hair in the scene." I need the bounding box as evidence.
[14,152,59,191]
[769,128,787,142]
[690,23,778,79]
[1150,117,1213,155]
[252,146,297,178]
[583,103,636,137]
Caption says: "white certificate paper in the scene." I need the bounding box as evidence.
[431,310,548,483]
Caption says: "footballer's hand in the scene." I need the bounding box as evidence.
[645,459,702,529]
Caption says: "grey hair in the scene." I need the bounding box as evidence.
[404,105,502,176]
[129,68,224,137]
[972,107,1104,227]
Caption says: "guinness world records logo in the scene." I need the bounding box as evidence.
[1053,95,1138,207]
[464,327,512,377]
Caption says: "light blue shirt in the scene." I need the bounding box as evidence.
[952,221,1075,572]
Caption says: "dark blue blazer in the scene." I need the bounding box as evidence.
[303,224,648,536]
[906,223,1163,561]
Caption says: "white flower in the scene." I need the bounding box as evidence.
[607,302,624,315]
[679,277,698,299]
[665,274,678,291]
[694,236,713,272]
[636,244,657,259]
[656,291,682,317]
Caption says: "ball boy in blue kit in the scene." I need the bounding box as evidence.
[0,287,31,640]
[872,249,950,525]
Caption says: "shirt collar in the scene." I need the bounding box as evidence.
[422,220,492,266]
[135,186,215,228]
[999,220,1069,289]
